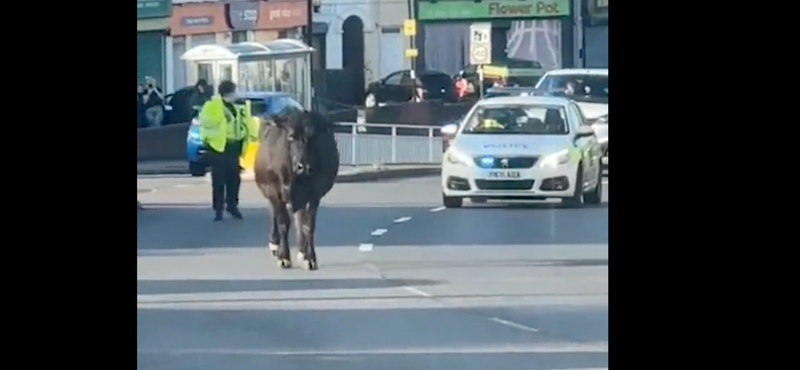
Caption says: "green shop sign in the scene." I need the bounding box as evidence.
[418,0,570,21]
[137,0,172,19]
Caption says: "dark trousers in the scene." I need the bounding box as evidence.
[208,140,243,212]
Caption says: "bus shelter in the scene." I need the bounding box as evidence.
[181,39,314,109]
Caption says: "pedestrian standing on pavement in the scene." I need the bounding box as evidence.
[143,77,165,127]
[198,80,258,221]
[137,85,147,128]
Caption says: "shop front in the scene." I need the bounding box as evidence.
[584,0,608,67]
[416,0,574,77]
[169,0,308,92]
[170,2,229,91]
[137,0,172,88]
[254,0,308,42]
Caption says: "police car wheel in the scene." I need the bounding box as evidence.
[563,166,584,208]
[583,168,603,205]
[443,193,463,208]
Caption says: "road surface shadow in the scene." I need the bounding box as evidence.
[365,259,609,272]
[137,306,608,370]
[138,292,607,306]
[138,203,608,250]
[470,202,609,210]
[137,205,436,251]
[137,278,441,295]
[137,351,608,370]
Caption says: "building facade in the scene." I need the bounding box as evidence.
[310,0,417,98]
[415,0,577,76]
[375,0,413,79]
[311,0,374,87]
[137,0,172,89]
[168,0,308,92]
[583,0,608,68]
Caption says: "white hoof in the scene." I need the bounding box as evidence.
[303,259,318,271]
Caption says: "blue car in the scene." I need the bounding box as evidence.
[186,92,304,176]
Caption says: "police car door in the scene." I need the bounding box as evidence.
[567,103,598,186]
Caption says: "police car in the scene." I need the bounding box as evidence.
[440,95,603,208]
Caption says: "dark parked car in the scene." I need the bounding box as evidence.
[364,70,456,107]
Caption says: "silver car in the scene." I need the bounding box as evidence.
[535,69,608,168]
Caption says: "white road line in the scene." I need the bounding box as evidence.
[138,343,608,355]
[358,243,373,252]
[174,184,192,188]
[393,216,412,223]
[402,286,432,297]
[370,229,388,236]
[488,317,540,332]
[429,206,446,212]
[512,368,607,370]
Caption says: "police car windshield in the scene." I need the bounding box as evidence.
[462,105,569,135]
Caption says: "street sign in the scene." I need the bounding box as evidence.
[403,19,416,36]
[469,22,491,65]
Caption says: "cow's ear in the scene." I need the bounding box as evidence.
[302,113,315,137]
[271,114,290,130]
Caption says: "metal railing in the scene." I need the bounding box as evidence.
[333,122,444,165]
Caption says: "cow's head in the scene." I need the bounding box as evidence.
[273,112,315,176]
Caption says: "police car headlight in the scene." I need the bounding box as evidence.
[539,150,570,168]
[446,147,473,166]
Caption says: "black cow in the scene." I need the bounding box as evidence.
[254,111,340,270]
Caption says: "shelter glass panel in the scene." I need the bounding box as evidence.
[274,59,298,102]
[239,60,275,92]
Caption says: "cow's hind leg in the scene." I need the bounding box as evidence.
[270,197,292,268]
[260,185,281,258]
[268,215,280,257]
[293,208,314,270]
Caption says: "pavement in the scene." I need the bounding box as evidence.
[137,174,609,370]
[137,160,441,183]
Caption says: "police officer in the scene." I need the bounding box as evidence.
[198,80,258,221]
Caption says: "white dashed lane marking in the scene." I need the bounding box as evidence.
[358,243,373,252]
[393,216,412,223]
[429,206,446,212]
[402,286,432,297]
[488,317,540,332]
[370,229,388,236]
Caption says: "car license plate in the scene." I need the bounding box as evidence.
[488,171,521,178]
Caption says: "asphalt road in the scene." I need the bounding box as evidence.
[137,174,608,370]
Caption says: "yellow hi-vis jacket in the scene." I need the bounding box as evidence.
[198,95,259,156]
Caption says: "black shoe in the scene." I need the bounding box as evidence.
[214,212,223,221]
[227,208,243,220]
